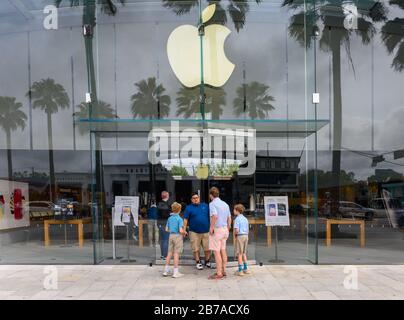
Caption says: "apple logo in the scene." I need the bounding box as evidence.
[195,164,209,180]
[167,4,235,88]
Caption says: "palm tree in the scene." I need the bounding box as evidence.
[55,0,125,110]
[130,77,170,199]
[56,2,126,239]
[162,0,262,32]
[0,97,27,180]
[234,81,275,119]
[283,0,387,215]
[176,85,226,119]
[131,77,171,119]
[381,0,404,71]
[75,100,117,134]
[28,78,70,201]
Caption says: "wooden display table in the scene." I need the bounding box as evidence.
[44,218,92,247]
[326,219,365,247]
[233,218,272,248]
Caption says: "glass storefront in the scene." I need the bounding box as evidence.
[0,0,403,265]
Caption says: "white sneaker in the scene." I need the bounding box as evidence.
[196,261,204,270]
[172,272,184,278]
[163,269,171,277]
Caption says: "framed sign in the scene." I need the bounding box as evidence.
[264,196,290,227]
[114,196,139,227]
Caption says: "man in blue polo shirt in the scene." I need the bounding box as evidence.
[183,192,211,270]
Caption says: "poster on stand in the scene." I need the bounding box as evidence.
[0,180,30,230]
[264,196,290,227]
[113,196,139,227]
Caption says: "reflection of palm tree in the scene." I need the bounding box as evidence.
[234,81,275,119]
[381,1,404,71]
[75,100,117,134]
[28,78,69,201]
[162,0,261,32]
[0,97,27,180]
[55,0,125,109]
[55,2,125,232]
[176,86,225,119]
[283,1,386,212]
[131,77,171,119]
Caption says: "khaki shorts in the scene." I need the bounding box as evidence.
[189,231,209,252]
[235,235,248,255]
[168,234,183,255]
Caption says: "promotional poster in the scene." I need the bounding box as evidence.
[114,196,139,227]
[264,196,290,227]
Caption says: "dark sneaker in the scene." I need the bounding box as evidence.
[205,260,212,269]
[196,261,204,270]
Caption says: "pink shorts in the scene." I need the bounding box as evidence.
[209,227,229,251]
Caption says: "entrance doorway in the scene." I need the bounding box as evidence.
[89,119,325,265]
[112,181,129,198]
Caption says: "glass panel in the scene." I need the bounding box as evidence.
[5,0,388,266]
[315,0,404,264]
[89,0,321,265]
[306,0,319,264]
[0,1,93,264]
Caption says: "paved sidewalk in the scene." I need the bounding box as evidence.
[0,265,404,300]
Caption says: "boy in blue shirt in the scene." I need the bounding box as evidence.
[163,202,185,278]
[233,204,251,276]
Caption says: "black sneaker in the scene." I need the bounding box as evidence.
[196,260,204,270]
[205,260,212,269]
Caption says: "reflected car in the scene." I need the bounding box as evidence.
[338,201,375,220]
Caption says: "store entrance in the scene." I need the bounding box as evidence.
[90,121,322,265]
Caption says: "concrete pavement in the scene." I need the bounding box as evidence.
[0,265,404,300]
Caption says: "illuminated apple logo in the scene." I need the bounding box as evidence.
[167,4,235,88]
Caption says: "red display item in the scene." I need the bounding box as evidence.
[0,192,4,219]
[13,189,23,220]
